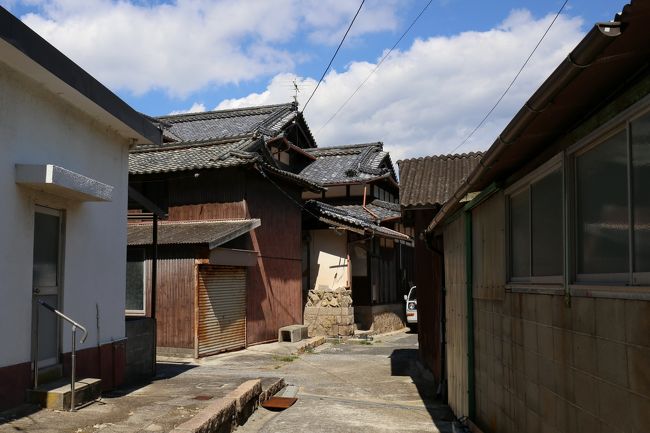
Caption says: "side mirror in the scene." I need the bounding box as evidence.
[403,294,408,301]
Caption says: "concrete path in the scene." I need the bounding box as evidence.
[0,332,458,433]
[232,332,458,433]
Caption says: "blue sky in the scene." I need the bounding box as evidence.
[1,0,626,160]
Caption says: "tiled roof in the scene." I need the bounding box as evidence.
[337,199,401,223]
[129,137,256,175]
[300,142,396,185]
[127,219,261,248]
[398,152,483,209]
[305,200,409,241]
[155,103,296,143]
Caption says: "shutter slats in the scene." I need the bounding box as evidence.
[197,265,246,357]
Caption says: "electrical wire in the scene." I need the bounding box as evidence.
[448,0,569,154]
[316,0,434,133]
[301,0,366,113]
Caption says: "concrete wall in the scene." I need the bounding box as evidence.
[308,229,349,291]
[467,193,650,433]
[0,60,129,369]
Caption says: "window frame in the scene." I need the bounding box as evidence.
[505,154,564,285]
[125,247,147,316]
[569,107,650,287]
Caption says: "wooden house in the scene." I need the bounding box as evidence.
[425,2,650,432]
[127,103,324,356]
[298,143,414,336]
[0,7,161,410]
[397,152,481,393]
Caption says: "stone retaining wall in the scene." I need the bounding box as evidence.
[304,288,354,336]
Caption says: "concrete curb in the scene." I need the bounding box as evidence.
[295,336,325,353]
[172,379,266,433]
[259,378,285,403]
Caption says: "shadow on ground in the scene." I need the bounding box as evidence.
[389,348,455,425]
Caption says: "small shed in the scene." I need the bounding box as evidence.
[127,219,260,357]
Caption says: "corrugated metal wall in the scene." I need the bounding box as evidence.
[472,192,506,300]
[197,265,246,356]
[443,213,469,418]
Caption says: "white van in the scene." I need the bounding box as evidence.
[404,286,417,327]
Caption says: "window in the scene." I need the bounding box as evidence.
[508,165,563,282]
[575,111,650,283]
[126,248,146,313]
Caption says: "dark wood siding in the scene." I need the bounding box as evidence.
[245,174,303,344]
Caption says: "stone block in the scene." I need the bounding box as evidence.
[336,315,353,326]
[538,356,555,393]
[630,391,650,433]
[573,333,597,375]
[524,350,539,383]
[553,328,573,365]
[553,362,574,402]
[595,298,625,342]
[523,295,537,322]
[625,300,650,347]
[596,338,628,387]
[575,408,599,433]
[598,380,632,431]
[573,369,598,414]
[537,324,553,358]
[523,321,538,352]
[535,295,553,326]
[525,380,540,414]
[552,296,572,330]
[571,297,595,335]
[278,325,309,343]
[627,345,650,397]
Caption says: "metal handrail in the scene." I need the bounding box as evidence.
[34,300,88,412]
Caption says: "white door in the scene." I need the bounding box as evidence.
[32,207,63,368]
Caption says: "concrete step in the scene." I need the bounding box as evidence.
[27,378,101,410]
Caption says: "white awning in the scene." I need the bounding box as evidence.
[15,164,114,202]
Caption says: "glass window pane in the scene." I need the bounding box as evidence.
[510,191,530,278]
[576,131,629,274]
[126,249,145,311]
[531,170,563,276]
[33,212,60,287]
[632,112,650,272]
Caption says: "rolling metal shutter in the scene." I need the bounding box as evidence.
[197,265,246,357]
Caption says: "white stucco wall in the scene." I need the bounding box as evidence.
[309,229,349,291]
[0,61,129,368]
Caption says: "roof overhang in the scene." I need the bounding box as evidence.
[127,219,261,249]
[0,8,161,145]
[15,164,113,201]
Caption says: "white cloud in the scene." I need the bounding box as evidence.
[169,102,206,115]
[16,0,404,97]
[216,10,585,161]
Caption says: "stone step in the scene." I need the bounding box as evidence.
[27,378,101,410]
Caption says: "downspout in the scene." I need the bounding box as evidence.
[151,213,158,376]
[465,211,475,421]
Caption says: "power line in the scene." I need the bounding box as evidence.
[448,0,569,154]
[317,0,433,133]
[301,0,365,113]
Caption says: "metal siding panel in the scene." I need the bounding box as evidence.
[197,265,247,356]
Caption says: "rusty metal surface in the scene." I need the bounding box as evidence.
[260,397,298,410]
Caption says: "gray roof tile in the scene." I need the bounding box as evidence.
[128,219,261,248]
[299,142,396,185]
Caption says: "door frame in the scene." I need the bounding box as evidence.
[32,205,65,369]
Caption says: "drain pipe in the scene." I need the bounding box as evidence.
[465,211,475,420]
[362,185,381,222]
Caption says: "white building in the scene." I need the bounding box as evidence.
[0,7,160,410]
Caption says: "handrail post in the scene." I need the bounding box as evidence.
[71,325,77,411]
[34,303,39,390]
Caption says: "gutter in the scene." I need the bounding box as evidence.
[425,20,623,234]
